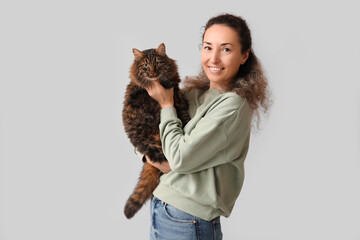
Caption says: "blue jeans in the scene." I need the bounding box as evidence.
[150,196,223,240]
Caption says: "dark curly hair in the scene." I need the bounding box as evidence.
[184,13,272,130]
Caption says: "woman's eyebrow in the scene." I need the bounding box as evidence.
[203,41,233,46]
[221,43,233,46]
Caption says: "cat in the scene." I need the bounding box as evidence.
[122,43,190,219]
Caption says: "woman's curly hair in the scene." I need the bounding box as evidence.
[184,13,272,131]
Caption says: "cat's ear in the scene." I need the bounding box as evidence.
[155,43,166,56]
[132,48,144,61]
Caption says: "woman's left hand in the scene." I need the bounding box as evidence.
[145,81,174,109]
[145,155,172,173]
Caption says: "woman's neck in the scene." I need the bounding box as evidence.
[209,82,230,90]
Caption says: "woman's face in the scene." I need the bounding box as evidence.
[201,24,249,90]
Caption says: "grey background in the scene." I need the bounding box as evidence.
[1,0,359,239]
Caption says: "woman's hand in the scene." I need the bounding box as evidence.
[145,81,174,109]
[145,155,172,173]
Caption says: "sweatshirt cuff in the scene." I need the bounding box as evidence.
[134,147,145,159]
[160,106,178,122]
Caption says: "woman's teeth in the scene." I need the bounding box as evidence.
[209,67,223,72]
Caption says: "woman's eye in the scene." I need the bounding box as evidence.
[204,46,211,50]
[223,48,231,52]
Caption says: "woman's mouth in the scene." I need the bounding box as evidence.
[208,66,224,73]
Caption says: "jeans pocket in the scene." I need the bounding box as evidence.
[162,203,196,223]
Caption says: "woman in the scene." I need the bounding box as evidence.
[144,13,271,240]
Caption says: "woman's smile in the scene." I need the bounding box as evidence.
[208,66,225,73]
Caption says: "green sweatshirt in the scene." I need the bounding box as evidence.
[138,87,252,221]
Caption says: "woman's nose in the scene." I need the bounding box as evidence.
[210,51,220,64]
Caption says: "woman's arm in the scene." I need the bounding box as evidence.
[146,82,251,174]
[159,105,244,174]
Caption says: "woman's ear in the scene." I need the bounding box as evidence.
[241,49,250,64]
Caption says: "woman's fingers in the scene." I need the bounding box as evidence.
[145,155,172,173]
[144,81,174,109]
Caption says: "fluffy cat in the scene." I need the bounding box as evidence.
[122,43,190,219]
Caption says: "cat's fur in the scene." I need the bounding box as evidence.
[122,43,190,219]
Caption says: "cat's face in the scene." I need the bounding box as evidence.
[130,43,178,88]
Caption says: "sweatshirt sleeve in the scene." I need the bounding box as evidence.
[159,95,250,174]
[134,147,145,161]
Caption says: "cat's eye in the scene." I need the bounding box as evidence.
[143,64,148,68]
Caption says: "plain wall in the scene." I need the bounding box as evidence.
[1,0,359,239]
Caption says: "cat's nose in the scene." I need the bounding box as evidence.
[149,67,156,77]
[149,73,158,78]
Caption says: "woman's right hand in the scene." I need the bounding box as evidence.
[145,81,174,109]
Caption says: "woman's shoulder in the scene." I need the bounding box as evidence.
[221,91,247,108]
[208,91,249,116]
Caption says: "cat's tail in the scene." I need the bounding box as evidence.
[124,162,160,219]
